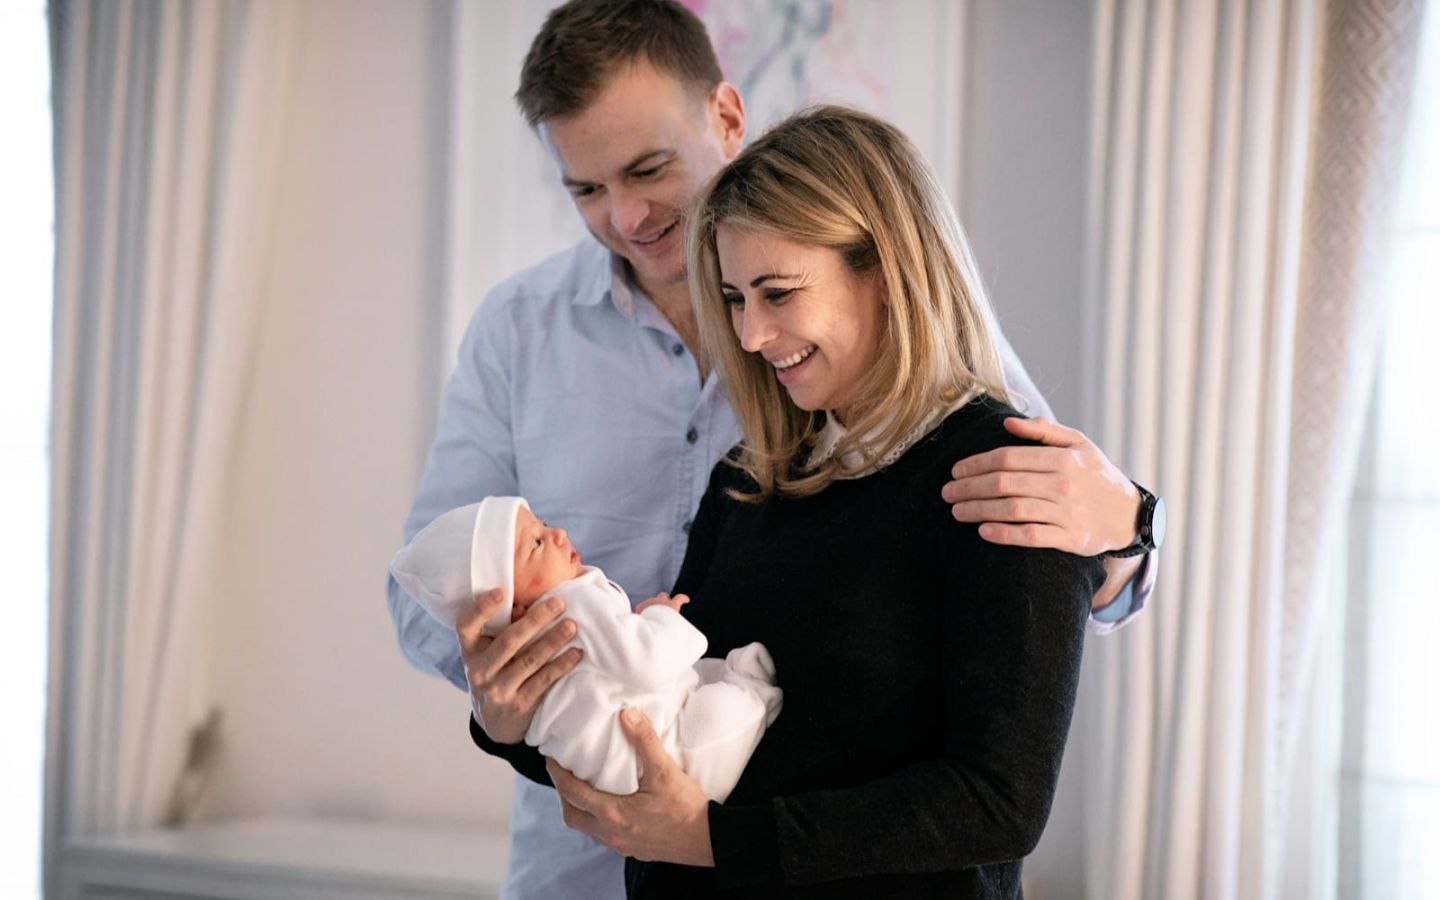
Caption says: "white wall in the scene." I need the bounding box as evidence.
[961,1,1097,895]
[963,0,1095,427]
[201,0,512,831]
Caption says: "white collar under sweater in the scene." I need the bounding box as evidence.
[806,391,977,479]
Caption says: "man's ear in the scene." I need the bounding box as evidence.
[711,82,746,158]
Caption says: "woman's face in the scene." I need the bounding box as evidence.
[716,226,886,422]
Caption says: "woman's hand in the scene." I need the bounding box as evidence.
[548,708,714,867]
[458,588,582,744]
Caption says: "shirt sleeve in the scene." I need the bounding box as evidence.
[995,326,1155,633]
[708,533,1105,889]
[386,294,520,692]
[1089,549,1157,633]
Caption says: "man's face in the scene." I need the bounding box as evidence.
[539,60,745,293]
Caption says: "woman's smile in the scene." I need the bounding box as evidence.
[769,345,816,379]
[716,227,886,419]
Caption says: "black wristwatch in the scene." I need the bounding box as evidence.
[1106,482,1166,558]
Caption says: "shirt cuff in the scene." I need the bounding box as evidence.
[1087,550,1157,635]
[709,800,783,890]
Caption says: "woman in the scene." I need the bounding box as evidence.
[473,106,1104,898]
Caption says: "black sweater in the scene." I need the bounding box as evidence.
[472,397,1105,899]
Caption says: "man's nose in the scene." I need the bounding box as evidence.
[609,186,648,236]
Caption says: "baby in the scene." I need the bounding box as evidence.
[390,496,782,801]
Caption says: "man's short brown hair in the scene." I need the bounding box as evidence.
[515,0,724,127]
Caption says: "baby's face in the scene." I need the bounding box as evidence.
[511,505,585,611]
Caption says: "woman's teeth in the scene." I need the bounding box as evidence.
[774,346,815,370]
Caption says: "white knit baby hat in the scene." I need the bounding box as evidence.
[388,496,529,636]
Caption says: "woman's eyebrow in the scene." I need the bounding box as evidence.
[749,273,796,287]
[718,274,797,290]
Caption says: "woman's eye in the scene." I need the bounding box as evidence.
[633,164,664,179]
[764,288,793,303]
[722,292,745,306]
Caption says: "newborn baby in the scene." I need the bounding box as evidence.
[390,496,781,800]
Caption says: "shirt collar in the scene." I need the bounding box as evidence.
[807,392,976,478]
[568,242,625,310]
[606,251,640,320]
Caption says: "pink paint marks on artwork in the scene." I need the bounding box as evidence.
[680,0,897,134]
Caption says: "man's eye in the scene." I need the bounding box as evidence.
[569,185,596,199]
[633,164,664,179]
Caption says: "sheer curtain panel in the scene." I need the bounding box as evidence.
[1078,0,1425,897]
[43,1,297,895]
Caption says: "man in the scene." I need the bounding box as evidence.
[387,1,1161,897]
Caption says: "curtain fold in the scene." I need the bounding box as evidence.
[1079,0,1425,897]
[44,0,296,893]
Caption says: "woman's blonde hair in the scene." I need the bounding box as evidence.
[687,105,1009,499]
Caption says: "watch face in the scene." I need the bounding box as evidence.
[1150,496,1167,550]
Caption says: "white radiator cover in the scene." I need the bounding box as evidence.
[57,817,507,900]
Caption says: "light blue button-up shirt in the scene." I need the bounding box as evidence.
[387,238,1149,900]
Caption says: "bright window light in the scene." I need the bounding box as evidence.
[0,2,54,898]
[1339,5,1440,896]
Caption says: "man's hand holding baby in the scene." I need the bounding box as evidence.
[458,587,583,745]
[635,591,690,614]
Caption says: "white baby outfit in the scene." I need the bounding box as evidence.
[389,497,782,801]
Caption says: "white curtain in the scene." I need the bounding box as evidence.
[43,0,296,892]
[1078,0,1426,897]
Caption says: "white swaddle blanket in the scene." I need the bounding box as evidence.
[390,498,782,800]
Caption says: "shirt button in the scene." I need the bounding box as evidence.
[682,520,693,534]
[686,428,699,444]
[672,342,685,356]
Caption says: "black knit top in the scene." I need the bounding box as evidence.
[473,396,1104,898]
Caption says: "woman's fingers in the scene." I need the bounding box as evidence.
[455,588,507,648]
[618,709,675,787]
[514,646,584,709]
[469,595,567,683]
[460,591,582,744]
[548,719,714,866]
[548,759,607,816]
[486,613,577,696]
